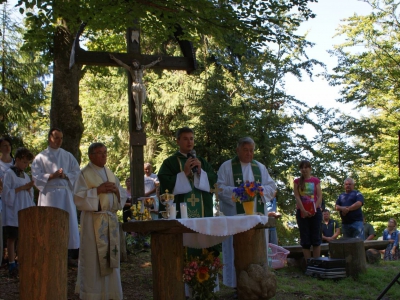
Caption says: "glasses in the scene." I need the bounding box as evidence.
[91,151,107,155]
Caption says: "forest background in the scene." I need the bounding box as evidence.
[0,0,398,245]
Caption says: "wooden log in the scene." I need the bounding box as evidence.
[19,206,69,300]
[151,232,185,300]
[329,237,367,278]
[233,228,267,285]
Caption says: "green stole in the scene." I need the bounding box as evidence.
[177,153,204,218]
[231,156,263,214]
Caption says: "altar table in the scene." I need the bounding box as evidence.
[122,215,276,300]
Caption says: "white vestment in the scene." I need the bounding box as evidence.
[74,162,127,300]
[0,160,13,260]
[0,160,13,222]
[32,146,81,249]
[2,168,35,227]
[217,159,276,287]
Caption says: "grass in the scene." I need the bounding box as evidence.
[272,260,400,299]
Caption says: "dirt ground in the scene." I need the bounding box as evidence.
[0,250,237,300]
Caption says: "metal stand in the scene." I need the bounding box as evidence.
[376,272,400,300]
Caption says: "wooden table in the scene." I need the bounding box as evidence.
[122,217,276,300]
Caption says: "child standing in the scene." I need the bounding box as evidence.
[2,147,35,276]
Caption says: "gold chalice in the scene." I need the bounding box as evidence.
[160,189,175,219]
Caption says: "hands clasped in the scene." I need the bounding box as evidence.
[52,168,67,179]
[97,181,118,194]
[24,180,35,190]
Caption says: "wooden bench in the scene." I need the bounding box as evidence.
[283,240,389,259]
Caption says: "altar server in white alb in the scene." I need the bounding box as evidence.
[217,137,277,288]
[31,128,81,262]
[74,142,127,300]
[2,147,35,276]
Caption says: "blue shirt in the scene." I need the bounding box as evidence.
[336,190,364,224]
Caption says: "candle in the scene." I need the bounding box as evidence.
[169,203,177,219]
[180,202,188,219]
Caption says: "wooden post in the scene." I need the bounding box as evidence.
[19,206,69,300]
[151,232,185,300]
[233,228,267,283]
[329,237,367,278]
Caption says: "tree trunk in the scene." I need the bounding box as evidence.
[151,232,185,300]
[329,237,367,278]
[19,206,69,300]
[51,22,83,163]
[233,228,267,281]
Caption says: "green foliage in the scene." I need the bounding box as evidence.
[0,3,49,138]
[327,0,400,225]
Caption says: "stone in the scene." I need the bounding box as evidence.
[366,248,381,264]
[237,263,277,300]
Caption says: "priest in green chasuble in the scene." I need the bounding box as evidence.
[73,143,127,300]
[217,137,277,288]
[158,127,217,218]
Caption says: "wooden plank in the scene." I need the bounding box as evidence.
[75,49,195,71]
[284,240,390,259]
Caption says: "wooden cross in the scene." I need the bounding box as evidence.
[70,22,196,201]
[236,178,242,185]
[187,193,200,207]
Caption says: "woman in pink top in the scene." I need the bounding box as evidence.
[293,160,323,261]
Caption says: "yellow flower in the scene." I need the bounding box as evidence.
[196,266,210,283]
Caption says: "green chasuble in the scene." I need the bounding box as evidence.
[231,156,263,214]
[158,151,217,218]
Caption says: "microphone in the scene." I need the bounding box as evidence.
[187,149,198,173]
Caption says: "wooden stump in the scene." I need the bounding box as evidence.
[233,228,267,293]
[329,238,367,278]
[19,206,69,300]
[151,232,185,300]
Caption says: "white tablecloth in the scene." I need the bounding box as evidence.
[174,215,268,249]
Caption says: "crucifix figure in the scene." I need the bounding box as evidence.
[109,54,162,130]
[70,22,196,203]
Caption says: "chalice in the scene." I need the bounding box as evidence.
[160,189,175,219]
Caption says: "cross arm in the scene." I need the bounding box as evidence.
[73,49,196,73]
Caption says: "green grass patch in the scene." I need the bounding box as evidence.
[274,261,400,299]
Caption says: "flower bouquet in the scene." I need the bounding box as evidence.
[183,249,223,300]
[232,181,264,215]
